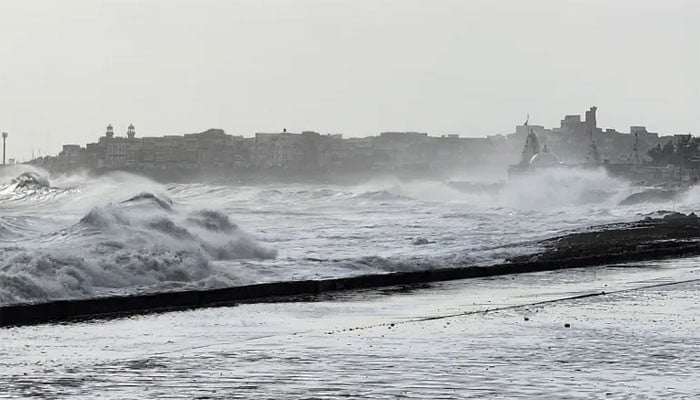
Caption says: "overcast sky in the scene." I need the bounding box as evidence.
[0,0,698,160]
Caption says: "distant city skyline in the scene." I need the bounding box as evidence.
[1,0,698,160]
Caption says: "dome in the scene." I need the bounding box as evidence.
[529,151,559,168]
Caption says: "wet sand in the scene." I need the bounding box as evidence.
[2,258,698,399]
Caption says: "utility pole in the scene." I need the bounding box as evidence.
[2,132,7,165]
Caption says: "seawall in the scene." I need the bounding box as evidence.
[3,227,700,327]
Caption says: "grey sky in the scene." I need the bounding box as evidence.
[1,0,698,160]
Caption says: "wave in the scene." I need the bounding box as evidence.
[3,165,694,306]
[76,193,277,261]
[0,169,84,208]
[0,164,48,183]
[0,184,277,305]
[240,178,495,206]
[619,189,681,206]
[122,192,174,211]
[1,169,51,193]
[351,189,411,201]
[11,171,50,189]
[348,178,464,203]
[0,249,215,304]
[497,167,632,210]
[334,250,509,275]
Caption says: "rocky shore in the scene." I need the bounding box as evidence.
[3,212,700,327]
[509,211,700,266]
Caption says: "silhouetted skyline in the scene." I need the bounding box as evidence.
[1,0,697,160]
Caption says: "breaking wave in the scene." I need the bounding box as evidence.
[75,195,276,263]
[11,171,50,189]
[497,167,632,210]
[0,172,277,305]
[2,165,698,306]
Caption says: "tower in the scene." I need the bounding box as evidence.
[585,106,597,129]
[2,132,7,165]
[106,124,114,139]
[127,124,136,139]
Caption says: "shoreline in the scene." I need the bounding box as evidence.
[2,212,700,327]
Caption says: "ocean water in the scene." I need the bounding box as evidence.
[1,164,697,305]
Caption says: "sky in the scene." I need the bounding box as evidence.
[0,0,698,160]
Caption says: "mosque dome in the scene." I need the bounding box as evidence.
[529,147,559,168]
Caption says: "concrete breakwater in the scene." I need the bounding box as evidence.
[3,212,700,327]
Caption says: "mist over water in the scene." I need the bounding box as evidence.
[0,165,692,305]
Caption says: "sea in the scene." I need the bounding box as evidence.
[2,164,699,398]
[0,163,697,305]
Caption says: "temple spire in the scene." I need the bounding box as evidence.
[520,128,540,166]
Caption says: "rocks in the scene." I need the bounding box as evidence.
[662,211,695,221]
[508,212,700,267]
[412,237,431,246]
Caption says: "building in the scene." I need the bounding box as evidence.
[373,132,431,170]
[55,144,85,170]
[254,133,282,168]
[42,106,683,177]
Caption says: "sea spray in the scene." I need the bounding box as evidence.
[497,167,632,210]
[0,172,277,305]
[2,167,685,306]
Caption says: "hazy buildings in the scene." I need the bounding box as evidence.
[38,106,681,178]
[507,106,670,165]
[254,130,344,170]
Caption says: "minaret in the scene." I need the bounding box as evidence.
[127,124,136,139]
[106,124,114,139]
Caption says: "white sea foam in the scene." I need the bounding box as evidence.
[0,167,696,304]
[0,171,276,304]
[497,167,632,210]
